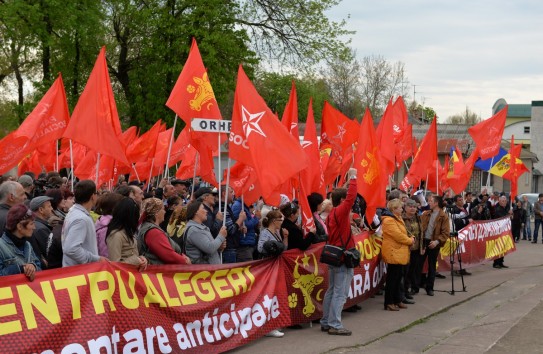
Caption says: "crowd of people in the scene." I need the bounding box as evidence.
[0,170,529,339]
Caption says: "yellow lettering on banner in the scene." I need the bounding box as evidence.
[0,287,21,336]
[53,275,86,319]
[243,267,255,292]
[17,282,60,329]
[88,271,117,314]
[485,239,495,259]
[172,272,197,305]
[211,269,233,298]
[485,235,514,259]
[156,273,181,307]
[142,274,167,307]
[192,271,215,302]
[227,267,250,295]
[115,271,139,310]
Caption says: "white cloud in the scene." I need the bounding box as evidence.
[328,0,543,120]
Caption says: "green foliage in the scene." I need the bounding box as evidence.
[0,0,351,132]
[408,101,437,123]
[254,71,330,122]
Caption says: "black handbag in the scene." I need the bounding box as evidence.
[343,247,361,268]
[320,244,344,266]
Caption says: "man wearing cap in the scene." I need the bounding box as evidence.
[29,196,54,269]
[0,181,27,235]
[62,180,108,266]
[194,187,223,238]
[171,179,190,204]
[18,175,35,200]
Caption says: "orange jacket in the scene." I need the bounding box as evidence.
[381,215,413,265]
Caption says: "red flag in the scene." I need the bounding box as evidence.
[281,81,299,138]
[302,98,324,194]
[448,149,480,194]
[355,108,385,221]
[503,137,528,201]
[176,144,218,187]
[298,179,316,236]
[395,123,413,166]
[376,99,396,178]
[63,47,128,165]
[223,162,263,206]
[400,117,438,192]
[468,106,507,160]
[0,132,29,175]
[168,127,193,167]
[125,120,164,164]
[229,65,308,200]
[14,74,70,151]
[392,96,408,143]
[154,128,174,169]
[320,101,359,153]
[166,38,224,151]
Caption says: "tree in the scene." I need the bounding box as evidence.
[254,70,330,122]
[446,106,481,124]
[238,0,353,69]
[408,101,436,124]
[359,55,409,119]
[325,48,363,119]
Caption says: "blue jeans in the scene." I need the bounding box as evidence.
[533,219,542,242]
[524,218,531,239]
[320,264,354,329]
[222,248,237,264]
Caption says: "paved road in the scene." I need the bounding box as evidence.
[229,240,543,354]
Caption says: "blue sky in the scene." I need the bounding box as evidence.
[327,0,543,121]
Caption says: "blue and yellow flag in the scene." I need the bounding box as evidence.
[475,147,526,177]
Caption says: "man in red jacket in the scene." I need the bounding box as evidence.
[320,168,357,336]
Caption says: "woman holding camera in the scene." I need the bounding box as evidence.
[382,198,414,311]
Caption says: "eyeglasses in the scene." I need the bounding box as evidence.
[274,218,284,222]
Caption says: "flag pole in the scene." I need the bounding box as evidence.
[486,156,494,188]
[69,139,74,191]
[191,152,199,198]
[222,157,232,228]
[95,152,100,185]
[218,134,222,212]
[147,158,154,193]
[55,140,59,172]
[164,114,178,180]
[132,163,141,182]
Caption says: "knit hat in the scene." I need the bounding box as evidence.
[141,197,164,216]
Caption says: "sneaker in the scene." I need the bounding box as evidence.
[435,273,446,279]
[493,264,502,269]
[328,327,352,336]
[500,264,509,268]
[265,329,284,338]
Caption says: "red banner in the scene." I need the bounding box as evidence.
[0,219,511,353]
[437,216,514,271]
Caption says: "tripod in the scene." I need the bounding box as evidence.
[448,231,467,294]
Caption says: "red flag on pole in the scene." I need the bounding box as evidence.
[302,98,324,194]
[400,117,438,192]
[355,108,385,221]
[281,81,300,138]
[468,106,507,160]
[63,47,128,165]
[229,65,307,200]
[14,74,70,151]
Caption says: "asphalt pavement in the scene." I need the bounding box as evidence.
[229,238,543,354]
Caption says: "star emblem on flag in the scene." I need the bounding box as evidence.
[334,123,346,142]
[301,140,312,149]
[290,122,298,133]
[241,105,267,138]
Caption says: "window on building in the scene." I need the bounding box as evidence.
[524,126,530,134]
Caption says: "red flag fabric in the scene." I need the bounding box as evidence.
[298,179,316,235]
[166,38,224,151]
[176,144,218,187]
[449,148,480,195]
[375,99,396,178]
[426,158,447,195]
[281,81,300,138]
[320,101,359,153]
[468,106,507,160]
[229,65,308,200]
[223,162,263,206]
[355,108,385,221]
[14,74,70,151]
[154,128,174,169]
[302,98,324,194]
[400,117,438,192]
[0,132,29,175]
[168,127,193,167]
[125,120,164,164]
[503,137,528,201]
[395,123,413,167]
[392,96,408,143]
[63,47,128,165]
